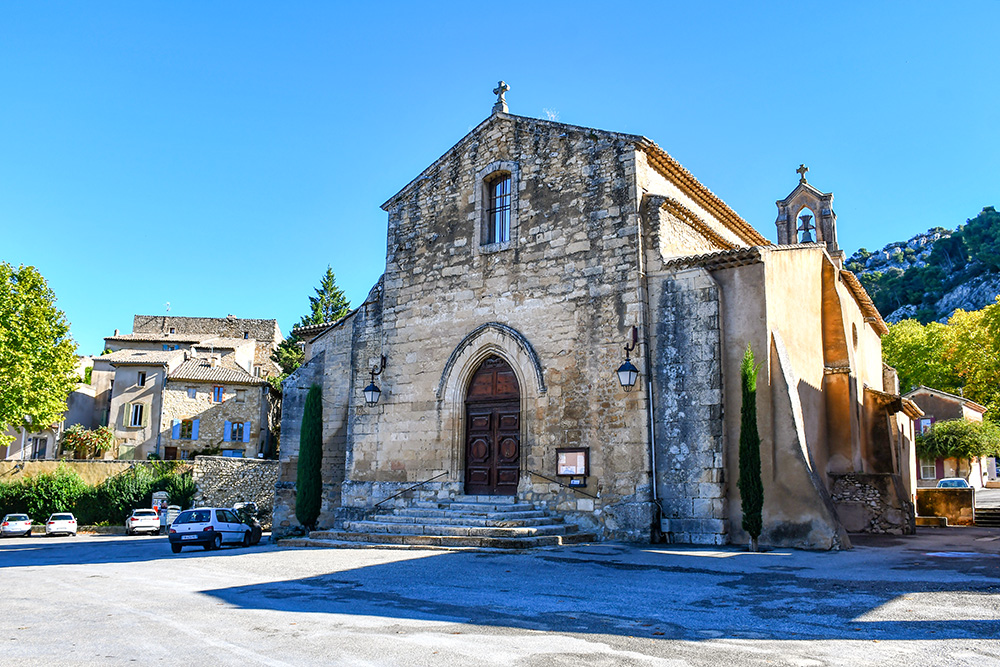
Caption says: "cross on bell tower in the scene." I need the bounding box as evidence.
[774,165,844,267]
[492,80,510,114]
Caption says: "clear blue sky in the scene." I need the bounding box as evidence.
[2,3,998,355]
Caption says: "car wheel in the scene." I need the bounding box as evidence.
[211,534,222,550]
[126,528,132,536]
[71,532,77,537]
[171,543,182,554]
[242,531,251,548]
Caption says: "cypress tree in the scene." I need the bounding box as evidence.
[738,345,764,551]
[295,384,323,531]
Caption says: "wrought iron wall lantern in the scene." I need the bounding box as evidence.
[363,355,387,406]
[616,326,639,392]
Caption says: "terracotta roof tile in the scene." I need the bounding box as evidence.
[168,360,267,386]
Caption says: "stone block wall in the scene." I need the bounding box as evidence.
[159,381,270,458]
[192,456,279,528]
[830,473,915,534]
[648,267,728,545]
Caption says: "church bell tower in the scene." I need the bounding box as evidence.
[775,165,844,267]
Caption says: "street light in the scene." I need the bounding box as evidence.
[363,355,386,406]
[616,326,639,392]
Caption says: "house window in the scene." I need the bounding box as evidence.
[169,327,176,334]
[213,386,224,402]
[129,403,145,427]
[230,422,245,442]
[137,372,147,387]
[31,437,47,460]
[162,344,177,351]
[236,389,246,403]
[186,388,197,399]
[485,173,511,244]
[179,420,193,439]
[243,331,249,339]
[920,458,937,480]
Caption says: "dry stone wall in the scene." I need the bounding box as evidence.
[192,456,279,528]
[830,473,915,534]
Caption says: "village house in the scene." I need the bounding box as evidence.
[89,315,282,461]
[904,385,998,488]
[275,88,921,549]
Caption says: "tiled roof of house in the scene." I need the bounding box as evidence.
[94,350,184,366]
[168,360,267,386]
[193,337,256,350]
[104,333,206,343]
[903,386,988,413]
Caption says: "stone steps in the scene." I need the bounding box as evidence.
[975,508,1000,527]
[290,496,595,551]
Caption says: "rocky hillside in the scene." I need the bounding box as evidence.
[845,206,1000,324]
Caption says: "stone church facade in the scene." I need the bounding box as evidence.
[274,98,920,549]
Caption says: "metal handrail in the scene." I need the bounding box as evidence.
[373,471,448,508]
[527,470,598,499]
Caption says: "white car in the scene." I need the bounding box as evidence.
[125,509,161,535]
[45,513,78,536]
[1,514,32,537]
[168,507,253,553]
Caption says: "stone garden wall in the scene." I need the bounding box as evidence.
[830,473,915,534]
[192,456,279,528]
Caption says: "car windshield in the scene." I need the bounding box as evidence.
[175,510,212,524]
[939,480,968,487]
[51,514,74,521]
[133,510,157,516]
[6,515,28,521]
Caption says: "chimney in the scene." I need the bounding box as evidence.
[114,329,119,336]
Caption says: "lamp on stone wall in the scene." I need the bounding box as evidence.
[616,327,639,392]
[363,355,387,406]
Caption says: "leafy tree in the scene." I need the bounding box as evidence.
[916,419,1000,461]
[0,264,77,446]
[738,345,763,552]
[272,334,304,376]
[61,424,116,459]
[295,385,323,531]
[882,319,962,395]
[299,266,350,328]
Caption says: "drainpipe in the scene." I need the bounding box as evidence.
[635,192,664,536]
[153,362,167,458]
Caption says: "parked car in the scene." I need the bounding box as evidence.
[45,513,77,537]
[937,478,971,488]
[232,502,263,546]
[1,514,32,537]
[168,507,253,553]
[125,508,161,535]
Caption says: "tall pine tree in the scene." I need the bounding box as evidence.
[299,265,350,327]
[295,384,323,531]
[738,344,764,551]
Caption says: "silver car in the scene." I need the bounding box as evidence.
[45,513,78,537]
[1,514,32,537]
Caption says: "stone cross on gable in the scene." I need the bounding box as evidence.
[493,81,510,114]
[796,164,809,183]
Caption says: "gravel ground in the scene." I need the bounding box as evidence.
[0,527,997,666]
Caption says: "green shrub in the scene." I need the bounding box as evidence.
[296,384,323,530]
[18,466,88,522]
[917,419,1000,460]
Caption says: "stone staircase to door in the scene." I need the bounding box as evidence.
[284,496,596,550]
[975,507,1000,527]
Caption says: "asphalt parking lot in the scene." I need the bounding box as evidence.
[1,528,998,666]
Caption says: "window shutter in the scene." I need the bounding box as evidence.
[243,421,251,443]
[123,402,131,427]
[192,419,200,440]
[140,404,149,427]
[171,420,180,439]
[223,421,231,442]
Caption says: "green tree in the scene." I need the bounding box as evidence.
[959,206,1000,271]
[882,319,962,395]
[0,264,78,446]
[299,266,350,327]
[272,266,351,377]
[295,384,323,531]
[917,419,1000,461]
[738,345,764,552]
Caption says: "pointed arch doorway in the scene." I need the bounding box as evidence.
[465,356,520,496]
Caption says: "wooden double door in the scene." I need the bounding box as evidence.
[465,356,520,496]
